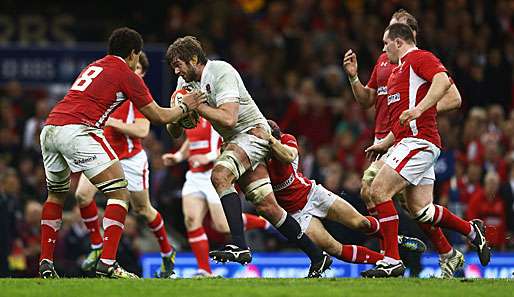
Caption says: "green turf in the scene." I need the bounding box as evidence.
[1,278,513,297]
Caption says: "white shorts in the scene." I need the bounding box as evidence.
[291,183,337,234]
[40,125,118,179]
[120,150,149,192]
[182,169,220,204]
[385,137,440,186]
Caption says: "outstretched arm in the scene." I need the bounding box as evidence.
[343,49,377,108]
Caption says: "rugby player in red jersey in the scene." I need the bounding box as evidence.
[73,52,176,278]
[360,23,490,278]
[343,10,467,278]
[38,27,205,278]
[263,120,425,268]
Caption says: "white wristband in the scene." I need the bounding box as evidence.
[174,151,184,162]
[349,75,360,85]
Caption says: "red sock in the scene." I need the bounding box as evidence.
[367,207,384,251]
[187,227,211,273]
[40,202,63,262]
[100,203,127,263]
[417,223,452,254]
[375,200,400,260]
[433,204,473,236]
[148,212,173,256]
[79,200,103,248]
[339,245,384,264]
[243,213,270,230]
[365,216,380,235]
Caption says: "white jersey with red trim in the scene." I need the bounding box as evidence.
[104,100,146,160]
[185,117,221,173]
[267,134,313,213]
[176,60,268,140]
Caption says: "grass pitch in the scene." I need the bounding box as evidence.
[1,278,513,297]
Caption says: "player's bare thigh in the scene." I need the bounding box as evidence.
[326,196,370,232]
[305,217,341,256]
[369,163,409,204]
[238,164,283,225]
[404,184,434,215]
[75,173,98,207]
[182,193,209,230]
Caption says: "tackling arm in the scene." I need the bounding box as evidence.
[269,136,298,164]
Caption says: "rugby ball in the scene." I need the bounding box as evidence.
[171,89,200,129]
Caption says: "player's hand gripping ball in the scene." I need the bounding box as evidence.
[171,89,200,129]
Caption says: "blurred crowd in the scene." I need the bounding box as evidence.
[1,0,513,277]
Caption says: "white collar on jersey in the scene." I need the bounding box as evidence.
[112,55,127,64]
[399,46,419,63]
[200,60,212,82]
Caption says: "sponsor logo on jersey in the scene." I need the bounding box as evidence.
[272,174,295,191]
[387,92,401,105]
[73,155,97,165]
[377,86,388,96]
[190,140,209,150]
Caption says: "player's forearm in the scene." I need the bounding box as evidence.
[139,102,186,124]
[416,73,451,114]
[173,140,190,162]
[381,132,395,149]
[111,122,149,138]
[270,136,298,164]
[197,104,237,129]
[436,84,461,113]
[350,80,376,108]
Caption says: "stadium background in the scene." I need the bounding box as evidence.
[0,0,513,278]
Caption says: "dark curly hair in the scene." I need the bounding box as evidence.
[108,27,143,58]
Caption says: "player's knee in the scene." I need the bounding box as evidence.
[413,204,436,223]
[255,200,282,224]
[368,181,384,202]
[75,190,93,207]
[360,183,371,202]
[184,213,201,230]
[131,203,147,216]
